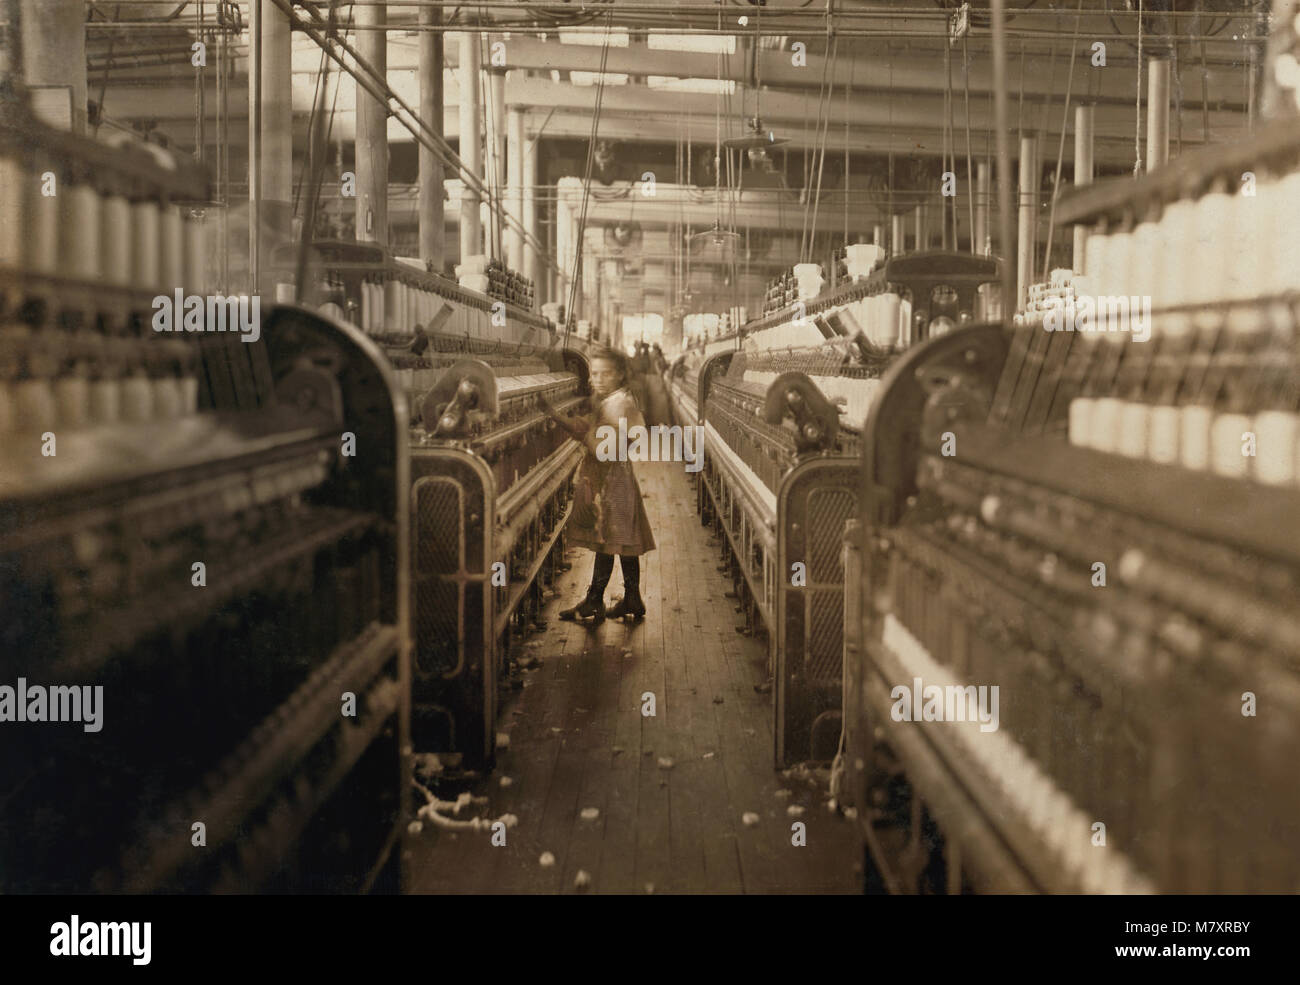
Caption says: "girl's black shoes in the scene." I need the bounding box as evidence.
[605,593,646,622]
[559,594,606,624]
[608,556,645,621]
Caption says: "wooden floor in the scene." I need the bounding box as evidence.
[404,461,863,894]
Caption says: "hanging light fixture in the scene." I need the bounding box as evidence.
[722,4,789,152]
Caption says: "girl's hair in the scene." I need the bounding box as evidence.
[588,346,631,386]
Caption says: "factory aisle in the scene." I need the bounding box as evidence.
[405,461,862,894]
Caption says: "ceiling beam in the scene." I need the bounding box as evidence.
[409,32,1250,109]
[103,72,1248,171]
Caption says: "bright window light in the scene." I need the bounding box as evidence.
[569,71,629,87]
[647,34,736,55]
[647,76,736,95]
[560,28,630,47]
[623,312,665,344]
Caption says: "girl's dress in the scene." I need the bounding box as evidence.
[561,386,656,557]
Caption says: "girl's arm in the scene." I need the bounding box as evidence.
[537,393,592,441]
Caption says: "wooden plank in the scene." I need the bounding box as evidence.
[556,637,613,894]
[599,633,644,892]
[711,637,784,894]
[403,454,861,894]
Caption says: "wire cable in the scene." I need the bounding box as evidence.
[807,32,837,264]
[800,24,835,263]
[1040,0,1085,282]
[563,7,615,345]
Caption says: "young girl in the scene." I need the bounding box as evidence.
[539,347,655,624]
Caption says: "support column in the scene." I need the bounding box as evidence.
[418,3,445,272]
[974,161,991,256]
[600,260,620,346]
[872,224,884,247]
[523,131,539,296]
[1073,104,1095,272]
[506,106,525,273]
[550,195,561,307]
[261,0,293,280]
[458,33,483,262]
[914,203,931,251]
[486,68,506,260]
[1017,135,1039,310]
[355,2,388,245]
[555,182,575,319]
[580,220,598,323]
[19,0,87,134]
[1146,57,1170,172]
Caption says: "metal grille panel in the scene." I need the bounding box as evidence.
[806,588,843,683]
[415,579,460,675]
[807,488,854,582]
[416,479,461,574]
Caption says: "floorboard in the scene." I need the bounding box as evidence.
[405,460,861,894]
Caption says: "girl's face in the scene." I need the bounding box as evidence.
[590,359,623,398]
